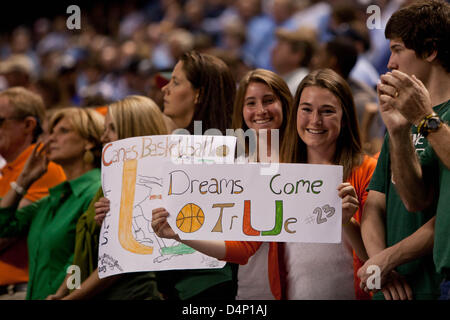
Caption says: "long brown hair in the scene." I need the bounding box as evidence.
[180,51,236,133]
[280,69,362,180]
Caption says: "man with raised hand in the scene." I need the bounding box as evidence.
[0,87,65,299]
[358,0,449,300]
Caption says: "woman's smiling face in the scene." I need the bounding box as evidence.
[243,81,283,132]
[297,86,343,152]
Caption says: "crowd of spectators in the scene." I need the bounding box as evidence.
[0,0,400,110]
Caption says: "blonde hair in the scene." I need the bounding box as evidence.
[48,107,105,167]
[107,95,168,139]
[0,86,45,141]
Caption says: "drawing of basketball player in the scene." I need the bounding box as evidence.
[131,175,196,263]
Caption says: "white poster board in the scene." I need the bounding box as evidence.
[98,135,236,278]
[163,163,343,243]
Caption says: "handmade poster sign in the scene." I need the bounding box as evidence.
[163,163,343,243]
[98,135,236,278]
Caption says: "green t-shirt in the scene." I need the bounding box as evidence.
[0,168,101,300]
[367,103,449,300]
[419,100,450,276]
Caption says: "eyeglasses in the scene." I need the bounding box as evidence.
[0,116,23,127]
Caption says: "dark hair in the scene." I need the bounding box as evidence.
[325,37,358,79]
[385,0,450,72]
[280,69,362,180]
[180,51,236,133]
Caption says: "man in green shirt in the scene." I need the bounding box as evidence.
[419,107,450,299]
[357,0,450,300]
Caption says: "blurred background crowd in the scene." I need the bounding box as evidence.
[0,0,403,103]
[0,0,411,166]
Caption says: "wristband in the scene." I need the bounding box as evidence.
[417,113,435,135]
[10,181,26,196]
[417,113,442,137]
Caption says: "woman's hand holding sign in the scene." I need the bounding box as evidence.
[338,182,359,225]
[94,197,110,226]
[152,207,181,241]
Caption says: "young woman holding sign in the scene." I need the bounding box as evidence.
[152,69,376,300]
[47,96,167,300]
[152,68,294,300]
[230,68,293,299]
[278,68,375,299]
[96,51,239,301]
[232,68,292,164]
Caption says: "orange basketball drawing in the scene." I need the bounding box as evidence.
[176,203,205,233]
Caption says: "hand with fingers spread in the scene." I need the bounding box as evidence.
[17,141,50,190]
[94,197,110,226]
[337,182,359,225]
[151,207,181,241]
[380,271,413,300]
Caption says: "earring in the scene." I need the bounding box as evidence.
[83,149,94,164]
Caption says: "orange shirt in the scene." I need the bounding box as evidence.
[0,144,66,285]
[349,155,377,300]
[94,106,108,116]
[224,155,377,300]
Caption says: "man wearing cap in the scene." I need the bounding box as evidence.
[271,27,316,95]
[0,87,65,299]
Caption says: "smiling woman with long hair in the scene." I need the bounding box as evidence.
[151,69,294,300]
[279,69,376,299]
[151,69,376,300]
